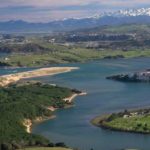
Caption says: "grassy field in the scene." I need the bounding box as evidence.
[92,111,150,134]
[19,147,72,150]
[86,24,150,34]
[104,115,150,133]
[2,48,150,67]
[103,24,150,33]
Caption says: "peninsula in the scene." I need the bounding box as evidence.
[91,108,150,134]
[0,81,86,149]
[0,66,88,150]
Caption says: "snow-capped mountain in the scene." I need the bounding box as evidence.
[92,8,150,19]
[1,8,150,32]
[108,8,150,17]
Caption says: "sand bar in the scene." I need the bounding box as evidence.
[0,67,78,87]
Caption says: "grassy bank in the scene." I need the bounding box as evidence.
[91,109,150,134]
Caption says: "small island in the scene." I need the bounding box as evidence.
[91,108,150,134]
[106,69,150,83]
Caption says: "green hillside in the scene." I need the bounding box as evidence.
[0,82,73,149]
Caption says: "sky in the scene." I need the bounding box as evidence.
[0,0,150,22]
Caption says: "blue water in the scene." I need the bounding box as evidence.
[1,58,150,150]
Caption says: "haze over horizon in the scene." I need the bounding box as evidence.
[1,0,150,22]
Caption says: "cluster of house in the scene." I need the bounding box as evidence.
[135,70,150,81]
[108,69,150,82]
[123,109,150,119]
[0,34,30,44]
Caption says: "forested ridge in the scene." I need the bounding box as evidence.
[0,82,74,150]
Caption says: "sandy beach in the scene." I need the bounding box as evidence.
[0,67,78,87]
[23,119,32,133]
[63,92,87,103]
[23,92,87,134]
[23,115,57,133]
[47,92,87,111]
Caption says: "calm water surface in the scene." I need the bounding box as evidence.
[1,58,150,150]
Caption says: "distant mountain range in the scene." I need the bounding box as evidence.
[1,8,150,33]
[93,7,150,18]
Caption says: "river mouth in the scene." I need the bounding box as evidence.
[3,58,150,150]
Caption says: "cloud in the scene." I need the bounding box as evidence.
[1,0,150,8]
[1,0,150,22]
[0,0,99,8]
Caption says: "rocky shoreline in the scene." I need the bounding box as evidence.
[106,69,150,83]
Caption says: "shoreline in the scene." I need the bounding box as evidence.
[92,116,150,135]
[23,92,87,134]
[91,107,150,134]
[0,67,79,87]
[23,115,57,134]
[63,92,87,103]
